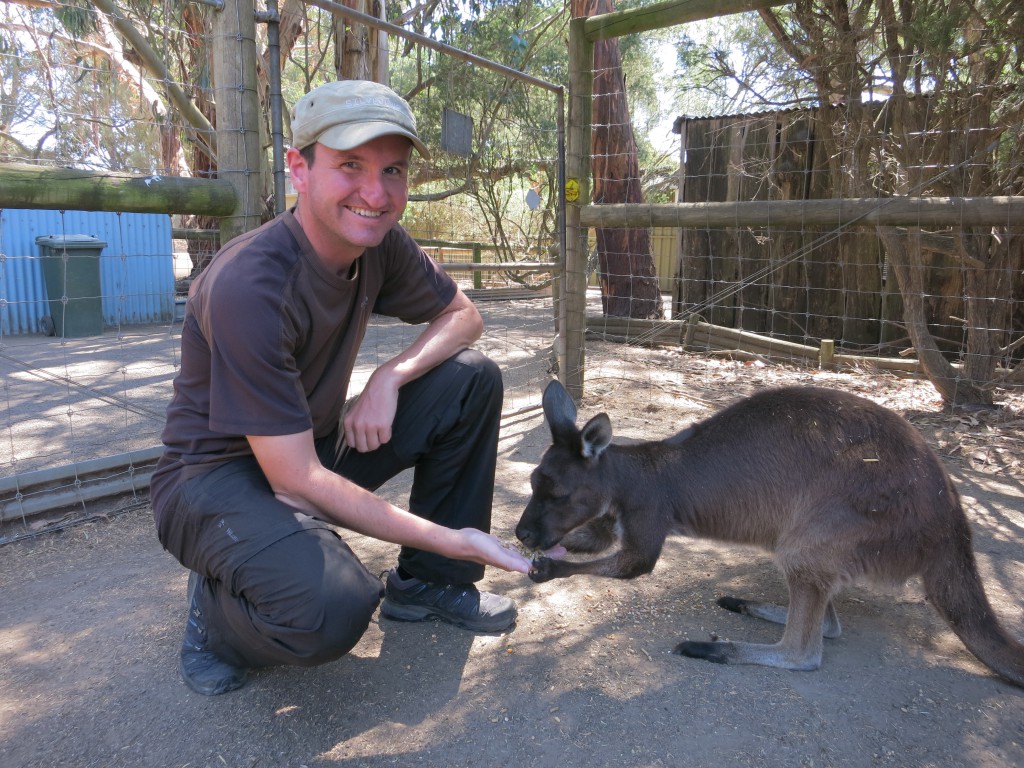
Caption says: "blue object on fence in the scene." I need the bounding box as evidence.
[36,234,107,338]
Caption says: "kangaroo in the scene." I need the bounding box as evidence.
[516,379,1024,687]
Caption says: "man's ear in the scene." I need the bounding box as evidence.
[286,146,309,194]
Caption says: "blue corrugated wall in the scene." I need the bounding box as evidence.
[0,209,175,335]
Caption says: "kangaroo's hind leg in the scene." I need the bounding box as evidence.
[717,596,842,639]
[674,577,833,671]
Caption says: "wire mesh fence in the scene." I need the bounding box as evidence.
[3,1,1022,540]
[572,3,1023,412]
[0,1,562,541]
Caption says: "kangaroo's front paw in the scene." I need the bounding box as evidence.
[528,556,558,583]
[673,640,734,664]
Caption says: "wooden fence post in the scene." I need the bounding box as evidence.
[212,0,265,244]
[563,17,592,403]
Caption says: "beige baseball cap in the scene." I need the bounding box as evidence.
[290,80,430,160]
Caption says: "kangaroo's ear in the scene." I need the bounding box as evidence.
[580,413,612,459]
[542,380,579,447]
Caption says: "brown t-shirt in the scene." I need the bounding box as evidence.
[150,210,456,519]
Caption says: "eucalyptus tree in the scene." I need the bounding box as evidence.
[571,0,665,318]
[0,1,176,172]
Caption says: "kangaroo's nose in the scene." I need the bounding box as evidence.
[515,521,537,548]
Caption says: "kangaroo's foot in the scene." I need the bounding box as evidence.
[673,638,823,671]
[716,596,842,639]
[673,640,733,665]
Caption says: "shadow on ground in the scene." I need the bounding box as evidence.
[2,387,1023,768]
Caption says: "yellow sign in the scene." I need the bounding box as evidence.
[565,178,579,202]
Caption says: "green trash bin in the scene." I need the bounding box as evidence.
[36,234,106,338]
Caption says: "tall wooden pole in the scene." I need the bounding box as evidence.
[563,18,592,402]
[212,0,265,243]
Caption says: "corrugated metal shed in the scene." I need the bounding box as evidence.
[0,209,174,335]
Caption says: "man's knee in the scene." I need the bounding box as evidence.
[456,348,501,384]
[285,580,381,667]
[282,529,384,666]
[230,528,384,667]
[452,349,503,412]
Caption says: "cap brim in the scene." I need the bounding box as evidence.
[317,121,431,162]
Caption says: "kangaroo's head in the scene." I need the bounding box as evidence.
[515,380,613,552]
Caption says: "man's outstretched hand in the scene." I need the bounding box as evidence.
[460,528,532,574]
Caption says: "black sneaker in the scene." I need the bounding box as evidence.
[179,571,248,696]
[380,568,517,633]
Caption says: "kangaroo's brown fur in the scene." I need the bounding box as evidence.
[516,380,1024,686]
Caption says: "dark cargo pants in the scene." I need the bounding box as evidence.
[155,349,503,669]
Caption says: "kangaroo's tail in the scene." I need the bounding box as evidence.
[922,513,1024,688]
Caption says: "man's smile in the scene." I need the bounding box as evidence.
[348,206,383,218]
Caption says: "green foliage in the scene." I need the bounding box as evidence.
[0,3,148,168]
[388,0,568,260]
[662,0,1023,400]
[1,0,678,229]
[52,1,98,40]
[667,13,818,117]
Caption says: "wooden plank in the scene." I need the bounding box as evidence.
[677,117,729,323]
[734,114,774,333]
[580,197,1024,228]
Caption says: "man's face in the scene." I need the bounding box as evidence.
[288,134,413,268]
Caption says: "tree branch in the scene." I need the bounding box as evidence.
[88,0,215,152]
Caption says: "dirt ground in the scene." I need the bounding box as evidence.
[2,351,1023,768]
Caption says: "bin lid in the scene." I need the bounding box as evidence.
[35,234,108,250]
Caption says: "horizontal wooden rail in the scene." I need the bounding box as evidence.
[172,227,221,242]
[0,163,237,216]
[0,447,163,523]
[585,0,787,41]
[435,261,560,272]
[586,315,928,373]
[579,197,1024,229]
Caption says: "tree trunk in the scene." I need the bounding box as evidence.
[959,227,1021,398]
[334,0,388,83]
[573,0,663,319]
[879,226,991,405]
[179,3,220,276]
